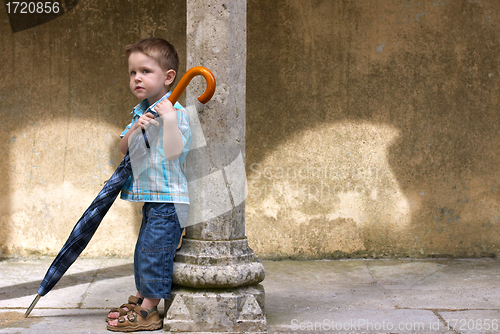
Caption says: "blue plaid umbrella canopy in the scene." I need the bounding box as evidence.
[38,152,133,295]
[25,67,215,317]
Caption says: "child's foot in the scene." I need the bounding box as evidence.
[106,295,143,322]
[107,305,162,332]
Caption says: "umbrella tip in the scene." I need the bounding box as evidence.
[25,294,41,318]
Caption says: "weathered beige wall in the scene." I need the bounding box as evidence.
[0,0,186,256]
[2,1,500,260]
[246,0,500,258]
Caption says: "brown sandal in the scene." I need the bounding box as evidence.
[107,305,162,332]
[105,295,143,322]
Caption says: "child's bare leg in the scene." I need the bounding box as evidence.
[140,297,160,309]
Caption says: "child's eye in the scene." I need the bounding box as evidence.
[130,71,136,76]
[143,69,150,73]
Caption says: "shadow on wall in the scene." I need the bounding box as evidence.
[246,0,500,259]
[0,0,186,257]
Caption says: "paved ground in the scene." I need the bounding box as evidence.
[0,257,499,333]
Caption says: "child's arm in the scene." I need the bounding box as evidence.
[154,100,184,161]
[119,112,159,155]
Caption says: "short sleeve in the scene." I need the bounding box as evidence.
[120,122,133,138]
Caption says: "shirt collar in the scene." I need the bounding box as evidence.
[131,91,172,117]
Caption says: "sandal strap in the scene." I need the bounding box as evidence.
[127,295,143,305]
[110,303,136,315]
[133,305,158,320]
[121,312,137,323]
[107,296,143,319]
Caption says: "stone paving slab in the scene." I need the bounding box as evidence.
[440,310,500,334]
[0,257,499,333]
[363,259,452,289]
[262,259,376,289]
[0,309,159,334]
[267,309,456,334]
[410,259,500,290]
[390,287,500,310]
[79,259,135,309]
[0,257,104,309]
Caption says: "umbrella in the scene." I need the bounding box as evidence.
[25,66,216,317]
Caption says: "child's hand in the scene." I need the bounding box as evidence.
[136,112,159,130]
[154,100,177,126]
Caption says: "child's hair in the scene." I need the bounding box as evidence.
[125,38,179,83]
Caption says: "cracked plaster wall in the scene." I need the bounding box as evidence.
[245,0,500,258]
[1,0,500,259]
[0,0,186,256]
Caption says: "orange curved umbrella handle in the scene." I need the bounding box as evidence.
[168,66,216,105]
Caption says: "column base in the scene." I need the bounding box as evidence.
[172,238,266,288]
[164,284,266,333]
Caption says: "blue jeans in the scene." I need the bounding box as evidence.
[134,202,184,299]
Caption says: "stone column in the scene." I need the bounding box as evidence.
[164,0,266,332]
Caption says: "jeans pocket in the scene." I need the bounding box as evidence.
[141,204,180,253]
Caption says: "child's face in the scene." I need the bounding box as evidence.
[127,51,174,104]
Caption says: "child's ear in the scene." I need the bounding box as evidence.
[165,69,176,87]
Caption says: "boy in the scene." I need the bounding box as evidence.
[107,38,191,332]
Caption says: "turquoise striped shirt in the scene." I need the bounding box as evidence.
[120,91,191,204]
